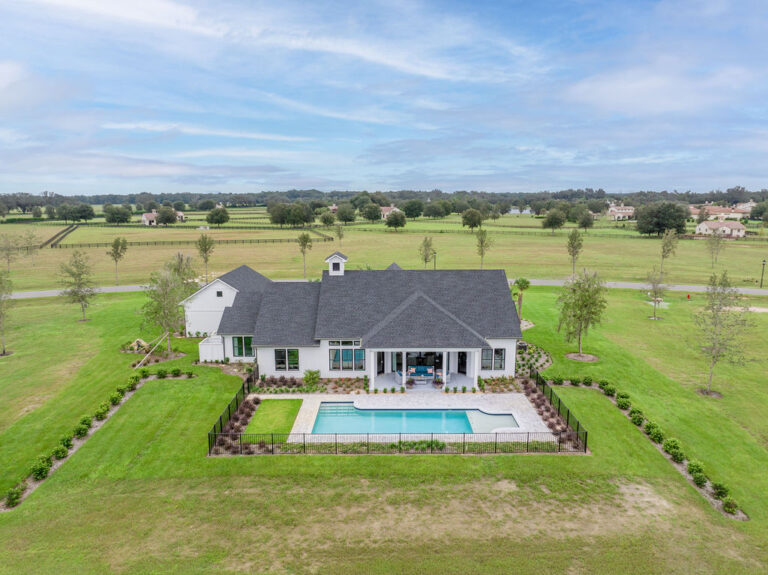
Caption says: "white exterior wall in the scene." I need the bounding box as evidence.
[199,335,225,362]
[183,280,238,336]
[479,338,518,378]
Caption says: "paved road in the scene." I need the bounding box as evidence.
[520,279,768,296]
[11,279,768,299]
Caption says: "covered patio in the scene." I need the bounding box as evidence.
[367,349,480,392]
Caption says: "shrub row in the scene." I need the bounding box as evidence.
[602,385,740,515]
[4,371,149,510]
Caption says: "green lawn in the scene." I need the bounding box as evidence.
[244,399,302,434]
[0,290,767,572]
[5,214,768,291]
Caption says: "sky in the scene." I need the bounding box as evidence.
[0,0,767,196]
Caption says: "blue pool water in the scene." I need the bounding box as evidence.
[311,403,518,434]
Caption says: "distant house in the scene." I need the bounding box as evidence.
[695,220,746,238]
[690,203,749,221]
[607,203,635,221]
[380,204,401,219]
[141,209,185,226]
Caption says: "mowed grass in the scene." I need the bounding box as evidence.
[6,215,768,290]
[244,399,302,434]
[60,225,307,244]
[0,292,767,572]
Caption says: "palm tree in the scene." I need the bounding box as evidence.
[513,277,530,319]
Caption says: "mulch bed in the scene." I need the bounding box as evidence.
[565,353,599,362]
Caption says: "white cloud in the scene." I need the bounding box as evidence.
[101,121,310,142]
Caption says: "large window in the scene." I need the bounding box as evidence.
[328,340,365,371]
[233,336,253,357]
[481,348,506,370]
[275,348,299,371]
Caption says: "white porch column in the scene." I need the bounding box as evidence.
[442,351,447,382]
[369,349,376,391]
[472,349,480,389]
[401,351,406,386]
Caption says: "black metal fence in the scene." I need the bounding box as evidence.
[207,377,256,453]
[208,431,584,456]
[532,371,588,451]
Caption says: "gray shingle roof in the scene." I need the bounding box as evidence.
[324,251,348,261]
[363,291,488,348]
[314,269,521,344]
[385,262,403,270]
[215,266,272,335]
[251,282,321,346]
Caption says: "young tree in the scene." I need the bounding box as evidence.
[461,208,483,231]
[694,272,750,395]
[645,266,665,320]
[320,211,336,227]
[59,250,96,321]
[513,277,530,320]
[142,268,186,354]
[403,199,424,218]
[329,222,344,248]
[660,229,678,279]
[423,203,445,218]
[206,207,230,228]
[0,270,12,356]
[165,252,197,289]
[196,234,215,284]
[578,211,594,232]
[173,201,186,212]
[542,210,566,234]
[0,234,19,272]
[566,229,583,275]
[156,206,178,226]
[362,203,381,223]
[297,232,313,279]
[557,270,607,355]
[106,237,128,285]
[385,211,406,231]
[417,236,434,268]
[475,229,494,269]
[706,230,725,267]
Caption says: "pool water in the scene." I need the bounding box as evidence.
[311,403,518,434]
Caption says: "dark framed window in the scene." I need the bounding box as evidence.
[233,336,253,357]
[354,349,365,370]
[329,345,365,371]
[332,262,340,271]
[275,348,299,371]
[493,348,505,370]
[329,349,341,370]
[481,348,493,370]
[216,290,223,297]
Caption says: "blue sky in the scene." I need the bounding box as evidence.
[0,0,766,195]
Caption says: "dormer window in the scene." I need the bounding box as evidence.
[324,251,348,276]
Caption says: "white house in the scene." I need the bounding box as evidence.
[607,203,635,221]
[182,253,522,390]
[141,209,185,226]
[695,220,746,238]
[379,204,401,219]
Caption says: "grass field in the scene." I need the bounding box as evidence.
[3,212,768,290]
[244,399,303,434]
[0,290,766,573]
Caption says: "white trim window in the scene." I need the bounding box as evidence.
[328,340,365,371]
[481,348,505,370]
[275,348,299,371]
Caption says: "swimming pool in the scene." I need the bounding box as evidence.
[311,403,518,434]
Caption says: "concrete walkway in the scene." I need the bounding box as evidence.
[11,278,768,299]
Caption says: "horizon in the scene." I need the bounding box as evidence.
[1,1,767,195]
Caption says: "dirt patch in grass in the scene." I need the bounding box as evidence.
[565,353,599,362]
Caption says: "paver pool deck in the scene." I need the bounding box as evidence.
[247,392,550,435]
